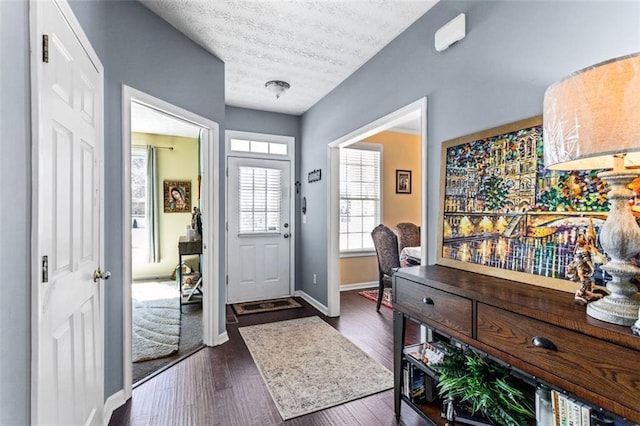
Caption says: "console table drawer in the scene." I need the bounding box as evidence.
[394,276,472,337]
[477,303,640,413]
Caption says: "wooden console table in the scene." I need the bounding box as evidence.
[178,236,202,307]
[393,265,640,424]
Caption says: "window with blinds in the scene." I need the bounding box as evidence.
[238,166,282,234]
[339,144,382,253]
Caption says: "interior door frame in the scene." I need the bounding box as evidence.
[29,0,106,422]
[122,86,221,399]
[326,98,428,317]
[225,130,296,302]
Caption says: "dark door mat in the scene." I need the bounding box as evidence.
[232,297,303,316]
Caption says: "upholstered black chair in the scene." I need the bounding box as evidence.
[394,222,421,253]
[371,224,400,312]
[394,222,421,266]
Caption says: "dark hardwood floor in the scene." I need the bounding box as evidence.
[109,290,428,426]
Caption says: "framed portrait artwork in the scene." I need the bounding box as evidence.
[164,180,192,213]
[396,170,412,194]
[436,115,612,292]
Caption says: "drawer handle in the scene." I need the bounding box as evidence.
[422,297,434,305]
[532,336,557,351]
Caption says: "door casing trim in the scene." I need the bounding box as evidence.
[326,98,428,317]
[122,85,221,400]
[225,130,296,303]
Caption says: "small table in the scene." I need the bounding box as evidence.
[399,246,421,267]
[178,236,203,307]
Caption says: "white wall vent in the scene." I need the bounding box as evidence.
[434,13,466,52]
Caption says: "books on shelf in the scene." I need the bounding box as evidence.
[410,367,427,403]
[549,389,625,426]
[552,390,588,426]
[402,359,437,404]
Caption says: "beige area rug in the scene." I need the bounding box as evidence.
[239,316,393,420]
[132,297,180,362]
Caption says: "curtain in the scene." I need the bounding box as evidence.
[146,145,160,263]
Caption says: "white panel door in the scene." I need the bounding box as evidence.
[33,1,104,425]
[227,157,290,303]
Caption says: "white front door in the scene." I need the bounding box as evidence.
[227,157,291,303]
[32,1,104,424]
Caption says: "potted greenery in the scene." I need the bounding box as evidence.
[430,343,535,426]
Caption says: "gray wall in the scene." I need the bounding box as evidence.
[0,1,31,424]
[299,0,640,305]
[226,106,300,139]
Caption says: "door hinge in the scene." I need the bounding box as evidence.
[226,221,228,231]
[42,255,49,283]
[226,167,228,177]
[226,275,228,285]
[42,34,49,63]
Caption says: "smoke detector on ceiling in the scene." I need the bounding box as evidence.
[265,80,291,99]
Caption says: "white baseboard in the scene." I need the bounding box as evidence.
[294,290,329,315]
[215,331,229,346]
[204,330,228,347]
[339,281,377,292]
[132,274,173,282]
[103,389,126,426]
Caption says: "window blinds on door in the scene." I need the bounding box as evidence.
[238,166,282,234]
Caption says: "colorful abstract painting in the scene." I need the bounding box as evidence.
[437,116,614,289]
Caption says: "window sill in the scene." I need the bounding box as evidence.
[340,251,376,259]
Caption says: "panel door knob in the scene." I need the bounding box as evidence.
[93,268,111,282]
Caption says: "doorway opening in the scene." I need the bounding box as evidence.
[129,102,205,384]
[326,98,428,317]
[122,86,221,399]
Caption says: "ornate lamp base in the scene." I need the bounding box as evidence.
[586,166,640,326]
[587,292,640,326]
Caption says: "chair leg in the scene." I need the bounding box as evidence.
[376,272,384,312]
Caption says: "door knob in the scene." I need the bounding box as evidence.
[93,268,111,283]
[283,233,290,238]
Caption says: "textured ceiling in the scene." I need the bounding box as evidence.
[140,0,438,115]
[131,102,202,138]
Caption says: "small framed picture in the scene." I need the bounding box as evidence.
[396,170,412,194]
[164,180,192,213]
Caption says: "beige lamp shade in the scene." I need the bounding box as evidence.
[543,52,640,170]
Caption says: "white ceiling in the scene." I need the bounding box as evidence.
[140,0,438,116]
[131,101,202,138]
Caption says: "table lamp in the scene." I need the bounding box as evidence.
[543,52,640,327]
